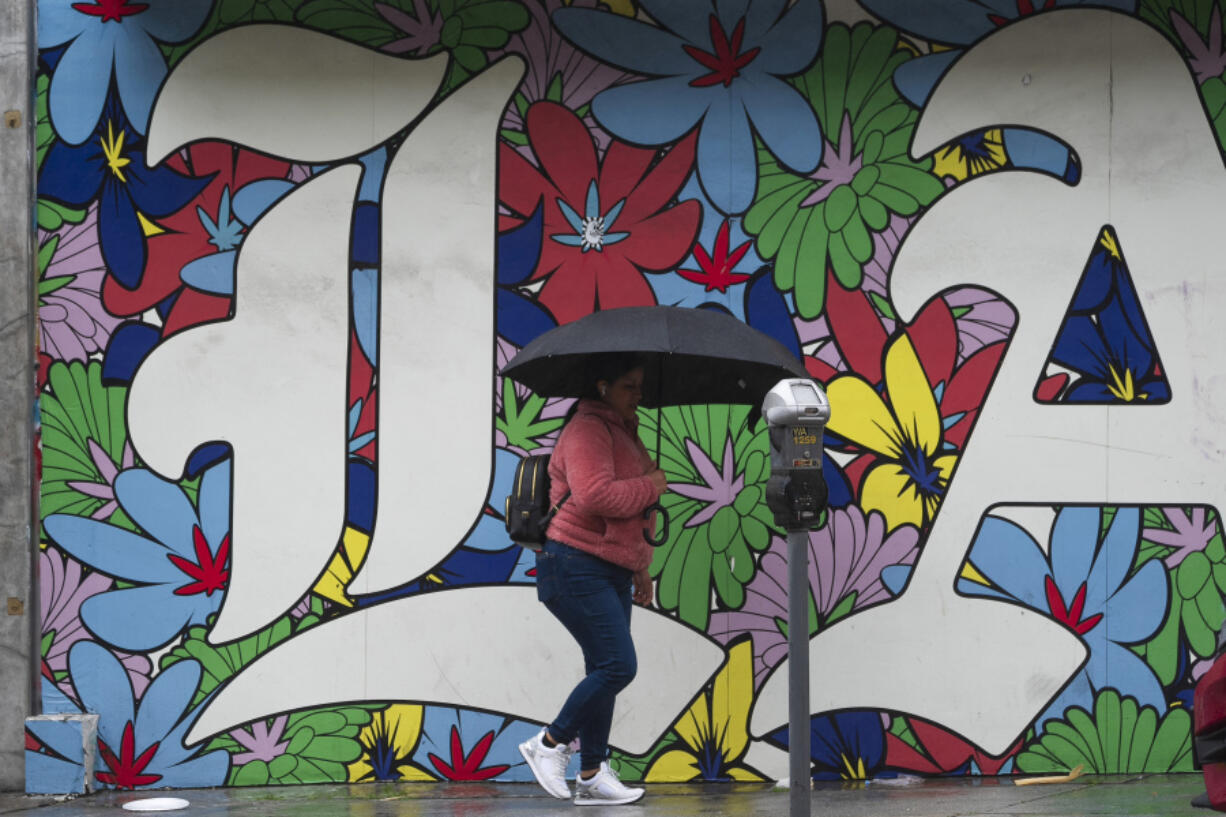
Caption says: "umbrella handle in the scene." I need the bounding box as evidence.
[642,503,669,547]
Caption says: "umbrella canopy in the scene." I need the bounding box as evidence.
[500,306,809,408]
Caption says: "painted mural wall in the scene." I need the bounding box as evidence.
[24,0,1226,792]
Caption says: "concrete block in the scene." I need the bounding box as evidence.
[0,0,33,792]
[23,714,98,795]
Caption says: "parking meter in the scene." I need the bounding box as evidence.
[762,378,830,817]
[763,378,830,531]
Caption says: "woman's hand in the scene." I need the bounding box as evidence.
[633,568,654,606]
[647,468,668,496]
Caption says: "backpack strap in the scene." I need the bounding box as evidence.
[545,490,570,520]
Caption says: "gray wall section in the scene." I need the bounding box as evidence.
[0,0,35,794]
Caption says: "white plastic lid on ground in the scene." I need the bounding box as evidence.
[120,797,190,812]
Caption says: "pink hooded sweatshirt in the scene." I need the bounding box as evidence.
[545,399,659,572]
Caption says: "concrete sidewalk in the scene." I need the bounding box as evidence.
[0,775,1212,817]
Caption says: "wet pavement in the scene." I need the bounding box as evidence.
[0,775,1213,817]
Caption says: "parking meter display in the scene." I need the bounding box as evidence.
[761,379,830,531]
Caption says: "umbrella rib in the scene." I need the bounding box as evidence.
[656,355,665,460]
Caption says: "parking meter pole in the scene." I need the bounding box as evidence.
[787,529,811,817]
[762,378,831,817]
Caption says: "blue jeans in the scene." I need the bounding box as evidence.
[535,540,637,771]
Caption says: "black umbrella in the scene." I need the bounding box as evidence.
[501,306,810,546]
[500,305,808,409]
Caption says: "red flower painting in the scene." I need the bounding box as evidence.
[499,102,700,324]
[104,142,291,336]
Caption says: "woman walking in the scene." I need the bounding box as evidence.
[519,353,667,806]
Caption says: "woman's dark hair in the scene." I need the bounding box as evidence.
[561,352,648,425]
[578,352,648,399]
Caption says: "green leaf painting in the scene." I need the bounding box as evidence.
[639,404,774,630]
[39,361,136,529]
[744,22,943,318]
[1017,689,1193,774]
[294,0,406,48]
[294,0,529,98]
[1203,76,1226,156]
[1138,0,1222,57]
[217,706,374,785]
[496,378,565,452]
[1134,507,1226,685]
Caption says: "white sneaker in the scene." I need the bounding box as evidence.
[519,729,573,799]
[574,762,645,806]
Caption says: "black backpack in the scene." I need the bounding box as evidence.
[504,453,570,550]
